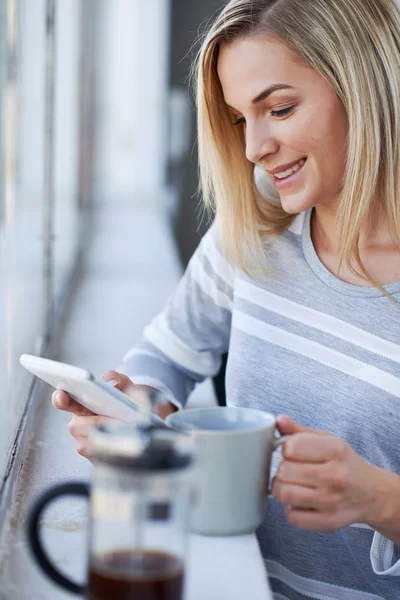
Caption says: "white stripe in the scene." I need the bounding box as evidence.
[350,523,374,531]
[234,312,400,398]
[383,537,394,572]
[265,560,383,600]
[201,228,236,285]
[236,280,400,365]
[191,251,232,311]
[371,533,400,576]
[144,313,219,377]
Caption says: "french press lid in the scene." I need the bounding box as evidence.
[89,421,195,471]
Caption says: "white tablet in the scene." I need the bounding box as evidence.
[19,353,166,426]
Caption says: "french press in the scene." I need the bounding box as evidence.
[27,422,196,600]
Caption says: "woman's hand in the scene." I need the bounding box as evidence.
[52,370,177,461]
[271,415,383,532]
[51,370,133,460]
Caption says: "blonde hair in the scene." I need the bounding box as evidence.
[195,0,400,287]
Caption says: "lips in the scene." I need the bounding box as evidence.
[266,158,307,177]
[273,158,306,180]
[267,158,307,190]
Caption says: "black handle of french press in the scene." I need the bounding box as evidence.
[27,481,89,595]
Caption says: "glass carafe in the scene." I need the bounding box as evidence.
[27,422,195,600]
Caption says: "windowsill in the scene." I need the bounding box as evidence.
[0,201,216,598]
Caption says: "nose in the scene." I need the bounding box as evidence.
[245,122,278,164]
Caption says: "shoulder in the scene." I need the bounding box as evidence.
[190,219,236,287]
[198,211,307,283]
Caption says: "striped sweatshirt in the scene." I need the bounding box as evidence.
[121,209,400,600]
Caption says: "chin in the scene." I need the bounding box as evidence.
[279,193,316,215]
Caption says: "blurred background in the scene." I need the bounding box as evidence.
[0,0,226,486]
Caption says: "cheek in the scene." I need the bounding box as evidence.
[292,103,347,154]
[277,111,323,158]
[301,117,347,186]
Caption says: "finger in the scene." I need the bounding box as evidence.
[68,414,108,439]
[276,460,319,488]
[52,390,95,416]
[272,480,320,509]
[277,460,346,492]
[286,507,340,532]
[76,441,93,462]
[283,433,338,463]
[101,371,158,411]
[100,370,135,393]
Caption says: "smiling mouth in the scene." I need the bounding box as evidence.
[273,158,306,180]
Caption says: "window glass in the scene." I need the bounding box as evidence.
[53,0,80,299]
[0,0,46,481]
[0,0,88,482]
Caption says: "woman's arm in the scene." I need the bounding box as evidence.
[118,221,234,408]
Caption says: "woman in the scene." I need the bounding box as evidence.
[53,0,400,597]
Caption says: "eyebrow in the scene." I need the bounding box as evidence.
[226,83,295,110]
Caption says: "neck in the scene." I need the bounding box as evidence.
[312,202,395,255]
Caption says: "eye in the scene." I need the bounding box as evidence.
[270,106,295,118]
[232,117,245,126]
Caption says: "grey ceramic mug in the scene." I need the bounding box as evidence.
[166,406,286,536]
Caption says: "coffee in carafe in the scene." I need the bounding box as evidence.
[87,549,184,600]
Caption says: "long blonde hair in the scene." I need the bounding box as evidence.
[195,0,400,285]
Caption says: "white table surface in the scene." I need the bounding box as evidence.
[187,534,273,600]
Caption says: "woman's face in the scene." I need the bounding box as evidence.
[217,37,348,214]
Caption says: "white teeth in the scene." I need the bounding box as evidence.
[274,159,305,179]
[276,168,293,179]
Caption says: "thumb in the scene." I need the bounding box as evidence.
[100,371,150,413]
[100,370,134,393]
[276,414,310,435]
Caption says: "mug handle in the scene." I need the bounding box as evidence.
[26,481,89,595]
[267,434,291,499]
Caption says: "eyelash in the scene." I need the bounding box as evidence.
[232,105,295,126]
